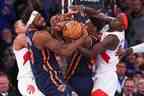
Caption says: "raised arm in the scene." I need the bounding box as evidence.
[69,5,115,21]
[91,34,119,57]
[117,42,144,59]
[130,43,144,53]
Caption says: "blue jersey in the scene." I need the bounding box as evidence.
[64,37,98,96]
[64,50,93,96]
[27,32,72,96]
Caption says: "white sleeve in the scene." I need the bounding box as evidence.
[131,43,144,53]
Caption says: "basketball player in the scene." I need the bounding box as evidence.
[90,18,125,96]
[13,20,45,96]
[65,37,97,96]
[24,12,88,96]
[49,14,99,96]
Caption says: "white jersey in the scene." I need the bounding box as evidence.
[96,31,125,74]
[13,48,33,80]
[91,31,125,96]
[14,48,45,96]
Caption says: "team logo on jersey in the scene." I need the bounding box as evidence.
[23,51,32,64]
[101,51,110,63]
[27,84,36,95]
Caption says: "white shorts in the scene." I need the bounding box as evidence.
[92,71,118,96]
[18,77,45,96]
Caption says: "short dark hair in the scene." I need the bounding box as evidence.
[124,78,135,84]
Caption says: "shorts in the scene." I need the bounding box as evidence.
[92,71,118,96]
[18,77,45,96]
[69,76,93,96]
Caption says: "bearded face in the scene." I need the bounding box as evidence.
[33,15,47,29]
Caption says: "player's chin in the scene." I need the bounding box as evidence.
[53,26,63,32]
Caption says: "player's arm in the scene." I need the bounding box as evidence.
[78,34,119,58]
[69,5,100,16]
[83,6,115,21]
[32,30,88,56]
[69,5,114,21]
[78,35,95,58]
[130,43,144,53]
[13,33,27,50]
[91,34,119,57]
[117,43,144,58]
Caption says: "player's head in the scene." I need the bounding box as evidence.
[32,14,46,29]
[50,13,73,32]
[14,20,27,34]
[50,15,64,32]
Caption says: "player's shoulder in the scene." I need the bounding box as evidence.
[13,34,27,50]
[32,30,52,41]
[33,30,50,36]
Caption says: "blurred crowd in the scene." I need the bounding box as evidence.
[0,0,144,96]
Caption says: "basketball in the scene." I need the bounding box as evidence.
[63,21,82,39]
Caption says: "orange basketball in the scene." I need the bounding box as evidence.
[63,21,82,39]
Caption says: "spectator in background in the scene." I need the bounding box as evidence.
[0,28,16,70]
[125,53,144,74]
[0,28,18,94]
[116,0,144,47]
[123,78,137,96]
[133,71,143,84]
[42,0,61,25]
[135,54,144,71]
[0,70,18,96]
[135,77,144,96]
[130,0,144,45]
[124,53,137,74]
[116,78,136,96]
[0,0,16,35]
[17,0,61,26]
[13,0,28,19]
[118,0,135,47]
[116,62,128,93]
[1,28,13,47]
[73,0,105,10]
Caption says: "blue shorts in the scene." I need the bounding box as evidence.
[68,76,93,96]
[34,70,74,96]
